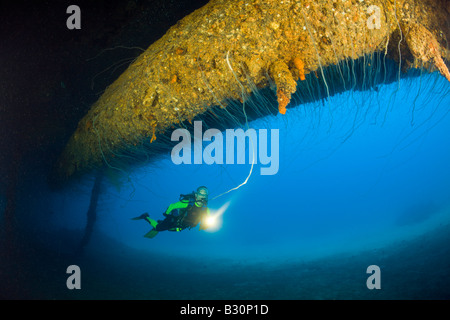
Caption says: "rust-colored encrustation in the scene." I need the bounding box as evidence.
[56,0,449,182]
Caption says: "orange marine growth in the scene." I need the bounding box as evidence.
[269,60,298,115]
[428,42,450,82]
[404,23,450,82]
[276,89,289,115]
[293,57,306,81]
[150,126,157,143]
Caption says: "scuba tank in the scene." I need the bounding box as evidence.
[179,192,196,206]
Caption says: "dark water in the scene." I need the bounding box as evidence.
[1,72,450,300]
[2,223,450,300]
[1,222,450,300]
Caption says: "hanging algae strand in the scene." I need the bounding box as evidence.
[56,0,450,182]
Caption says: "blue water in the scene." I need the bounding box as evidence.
[96,73,450,261]
[3,72,450,300]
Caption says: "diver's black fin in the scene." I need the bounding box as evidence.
[144,229,159,239]
[131,213,150,220]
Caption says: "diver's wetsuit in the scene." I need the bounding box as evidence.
[133,188,210,238]
[152,199,209,232]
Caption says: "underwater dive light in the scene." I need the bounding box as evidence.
[205,215,218,228]
[203,201,230,232]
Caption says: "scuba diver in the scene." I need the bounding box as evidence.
[132,186,211,238]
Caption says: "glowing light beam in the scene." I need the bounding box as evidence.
[203,201,230,232]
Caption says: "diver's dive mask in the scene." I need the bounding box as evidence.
[195,186,209,206]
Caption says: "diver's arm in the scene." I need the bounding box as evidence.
[164,201,189,216]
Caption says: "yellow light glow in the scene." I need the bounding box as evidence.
[204,201,230,232]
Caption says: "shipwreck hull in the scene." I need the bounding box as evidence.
[55,0,450,182]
